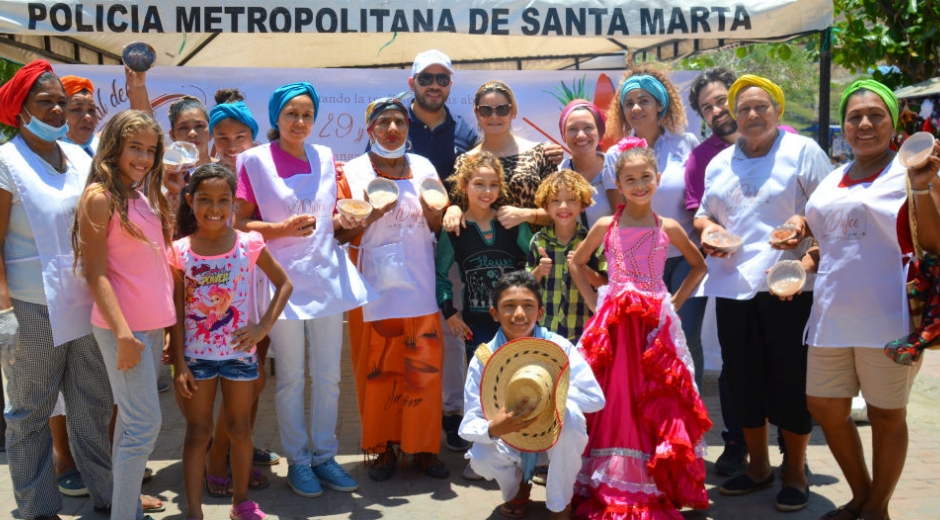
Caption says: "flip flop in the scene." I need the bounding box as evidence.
[141,494,166,513]
[820,505,861,520]
[499,482,532,519]
[205,474,234,498]
[499,497,531,519]
[249,467,270,490]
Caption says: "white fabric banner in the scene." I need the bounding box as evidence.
[4,1,831,39]
[52,65,702,163]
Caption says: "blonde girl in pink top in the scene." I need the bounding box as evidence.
[73,109,175,520]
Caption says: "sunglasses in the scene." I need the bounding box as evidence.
[476,104,512,117]
[415,73,451,87]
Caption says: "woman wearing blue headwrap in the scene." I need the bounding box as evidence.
[772,80,940,520]
[209,88,259,172]
[605,65,708,403]
[233,80,373,499]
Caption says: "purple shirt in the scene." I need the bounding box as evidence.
[683,133,732,211]
[235,141,312,205]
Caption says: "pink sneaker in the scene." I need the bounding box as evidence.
[229,500,268,520]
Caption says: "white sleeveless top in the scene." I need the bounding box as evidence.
[345,152,439,322]
[804,159,908,347]
[240,142,373,320]
[0,136,93,345]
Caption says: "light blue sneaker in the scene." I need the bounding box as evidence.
[287,463,322,497]
[313,457,359,492]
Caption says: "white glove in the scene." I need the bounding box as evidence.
[0,307,19,366]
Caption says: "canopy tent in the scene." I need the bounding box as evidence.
[0,0,833,70]
[0,0,835,149]
[895,76,940,100]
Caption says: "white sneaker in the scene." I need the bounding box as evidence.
[462,463,484,481]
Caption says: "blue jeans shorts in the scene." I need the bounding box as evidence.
[185,355,259,381]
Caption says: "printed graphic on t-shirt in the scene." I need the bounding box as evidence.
[177,234,262,359]
[185,261,246,356]
[463,250,517,312]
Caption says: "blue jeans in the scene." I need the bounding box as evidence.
[185,355,259,381]
[93,326,163,520]
[662,255,707,390]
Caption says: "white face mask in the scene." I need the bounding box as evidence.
[371,139,407,159]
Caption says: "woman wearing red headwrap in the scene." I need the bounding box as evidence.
[0,60,114,519]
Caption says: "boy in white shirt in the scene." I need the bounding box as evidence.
[459,271,604,520]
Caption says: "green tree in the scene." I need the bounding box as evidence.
[833,0,940,88]
[678,38,824,130]
[0,57,23,143]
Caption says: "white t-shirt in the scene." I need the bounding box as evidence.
[651,130,699,258]
[695,131,831,299]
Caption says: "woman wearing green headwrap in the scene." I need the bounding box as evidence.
[773,79,940,520]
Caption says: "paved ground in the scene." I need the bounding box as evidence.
[3,327,940,520]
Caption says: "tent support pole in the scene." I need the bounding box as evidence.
[818,28,832,154]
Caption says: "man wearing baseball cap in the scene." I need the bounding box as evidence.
[407,49,478,184]
[407,49,479,454]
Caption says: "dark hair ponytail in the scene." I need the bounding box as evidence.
[176,163,238,238]
[214,88,245,105]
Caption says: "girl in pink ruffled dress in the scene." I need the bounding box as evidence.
[568,142,712,519]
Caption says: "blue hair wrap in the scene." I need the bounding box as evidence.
[618,75,669,118]
[268,82,320,130]
[209,101,259,140]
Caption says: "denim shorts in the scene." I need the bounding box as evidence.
[185,355,259,381]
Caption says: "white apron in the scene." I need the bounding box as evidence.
[4,137,92,346]
[700,132,815,300]
[345,153,439,322]
[241,142,373,320]
[805,159,908,347]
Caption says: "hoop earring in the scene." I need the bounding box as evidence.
[406,138,413,151]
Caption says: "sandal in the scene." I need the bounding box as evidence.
[205,474,234,498]
[249,467,270,490]
[499,482,532,519]
[141,494,166,513]
[820,505,861,520]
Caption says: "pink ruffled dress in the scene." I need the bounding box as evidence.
[573,208,712,519]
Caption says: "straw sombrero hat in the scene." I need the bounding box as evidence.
[478,337,570,452]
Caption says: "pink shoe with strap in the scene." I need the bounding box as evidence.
[230,500,268,520]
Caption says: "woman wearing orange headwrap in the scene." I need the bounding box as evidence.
[59,75,99,156]
[0,60,114,519]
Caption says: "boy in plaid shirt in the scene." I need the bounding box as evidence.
[528,170,607,343]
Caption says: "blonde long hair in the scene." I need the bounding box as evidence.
[72,110,171,273]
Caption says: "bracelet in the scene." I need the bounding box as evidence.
[912,183,932,196]
[0,307,13,315]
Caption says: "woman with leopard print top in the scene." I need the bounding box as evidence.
[444,80,559,233]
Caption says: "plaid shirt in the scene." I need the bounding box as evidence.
[526,225,606,343]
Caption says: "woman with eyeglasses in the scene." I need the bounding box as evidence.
[606,65,708,393]
[445,80,557,232]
